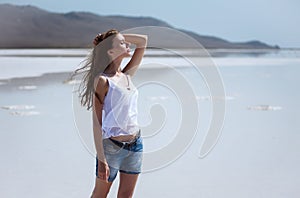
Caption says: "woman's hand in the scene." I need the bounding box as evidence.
[122,34,148,77]
[97,159,110,182]
[123,34,147,48]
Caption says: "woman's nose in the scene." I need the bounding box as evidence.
[126,41,131,47]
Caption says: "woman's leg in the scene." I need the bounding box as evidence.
[90,178,113,198]
[117,172,139,198]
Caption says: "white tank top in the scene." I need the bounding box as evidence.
[100,73,139,139]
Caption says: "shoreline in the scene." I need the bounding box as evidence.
[0,48,292,58]
[0,72,73,88]
[0,67,176,86]
[1,48,299,82]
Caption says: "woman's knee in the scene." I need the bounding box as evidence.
[91,189,109,198]
[117,190,134,198]
[91,179,112,198]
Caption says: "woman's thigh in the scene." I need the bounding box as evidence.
[117,172,140,197]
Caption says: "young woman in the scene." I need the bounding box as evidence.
[71,29,147,198]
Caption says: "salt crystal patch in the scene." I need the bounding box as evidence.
[1,105,35,110]
[9,111,40,116]
[247,105,282,111]
[18,85,37,90]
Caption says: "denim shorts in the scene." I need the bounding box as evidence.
[96,136,143,182]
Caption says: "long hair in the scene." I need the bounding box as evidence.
[69,29,119,110]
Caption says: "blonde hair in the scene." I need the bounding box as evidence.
[70,29,119,110]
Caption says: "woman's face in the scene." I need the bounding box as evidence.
[108,33,131,60]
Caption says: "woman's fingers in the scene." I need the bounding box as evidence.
[105,166,110,181]
[97,171,108,181]
[97,161,110,182]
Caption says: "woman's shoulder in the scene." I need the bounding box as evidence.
[94,74,108,90]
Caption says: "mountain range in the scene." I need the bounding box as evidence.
[0,4,279,49]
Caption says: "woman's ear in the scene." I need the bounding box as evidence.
[107,49,114,56]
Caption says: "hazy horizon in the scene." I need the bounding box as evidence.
[0,0,299,48]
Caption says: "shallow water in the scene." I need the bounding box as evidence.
[0,49,299,197]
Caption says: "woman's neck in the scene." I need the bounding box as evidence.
[104,58,123,76]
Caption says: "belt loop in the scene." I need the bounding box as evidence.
[137,129,141,138]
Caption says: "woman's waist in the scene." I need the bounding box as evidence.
[109,129,141,143]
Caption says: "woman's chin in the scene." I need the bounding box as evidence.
[125,52,131,57]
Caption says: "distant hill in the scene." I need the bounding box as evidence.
[0,4,279,49]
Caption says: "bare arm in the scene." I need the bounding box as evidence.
[93,76,109,161]
[93,76,110,181]
[92,102,105,162]
[122,34,148,77]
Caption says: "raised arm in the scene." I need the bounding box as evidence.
[122,34,148,77]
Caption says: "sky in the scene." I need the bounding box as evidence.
[1,0,299,48]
